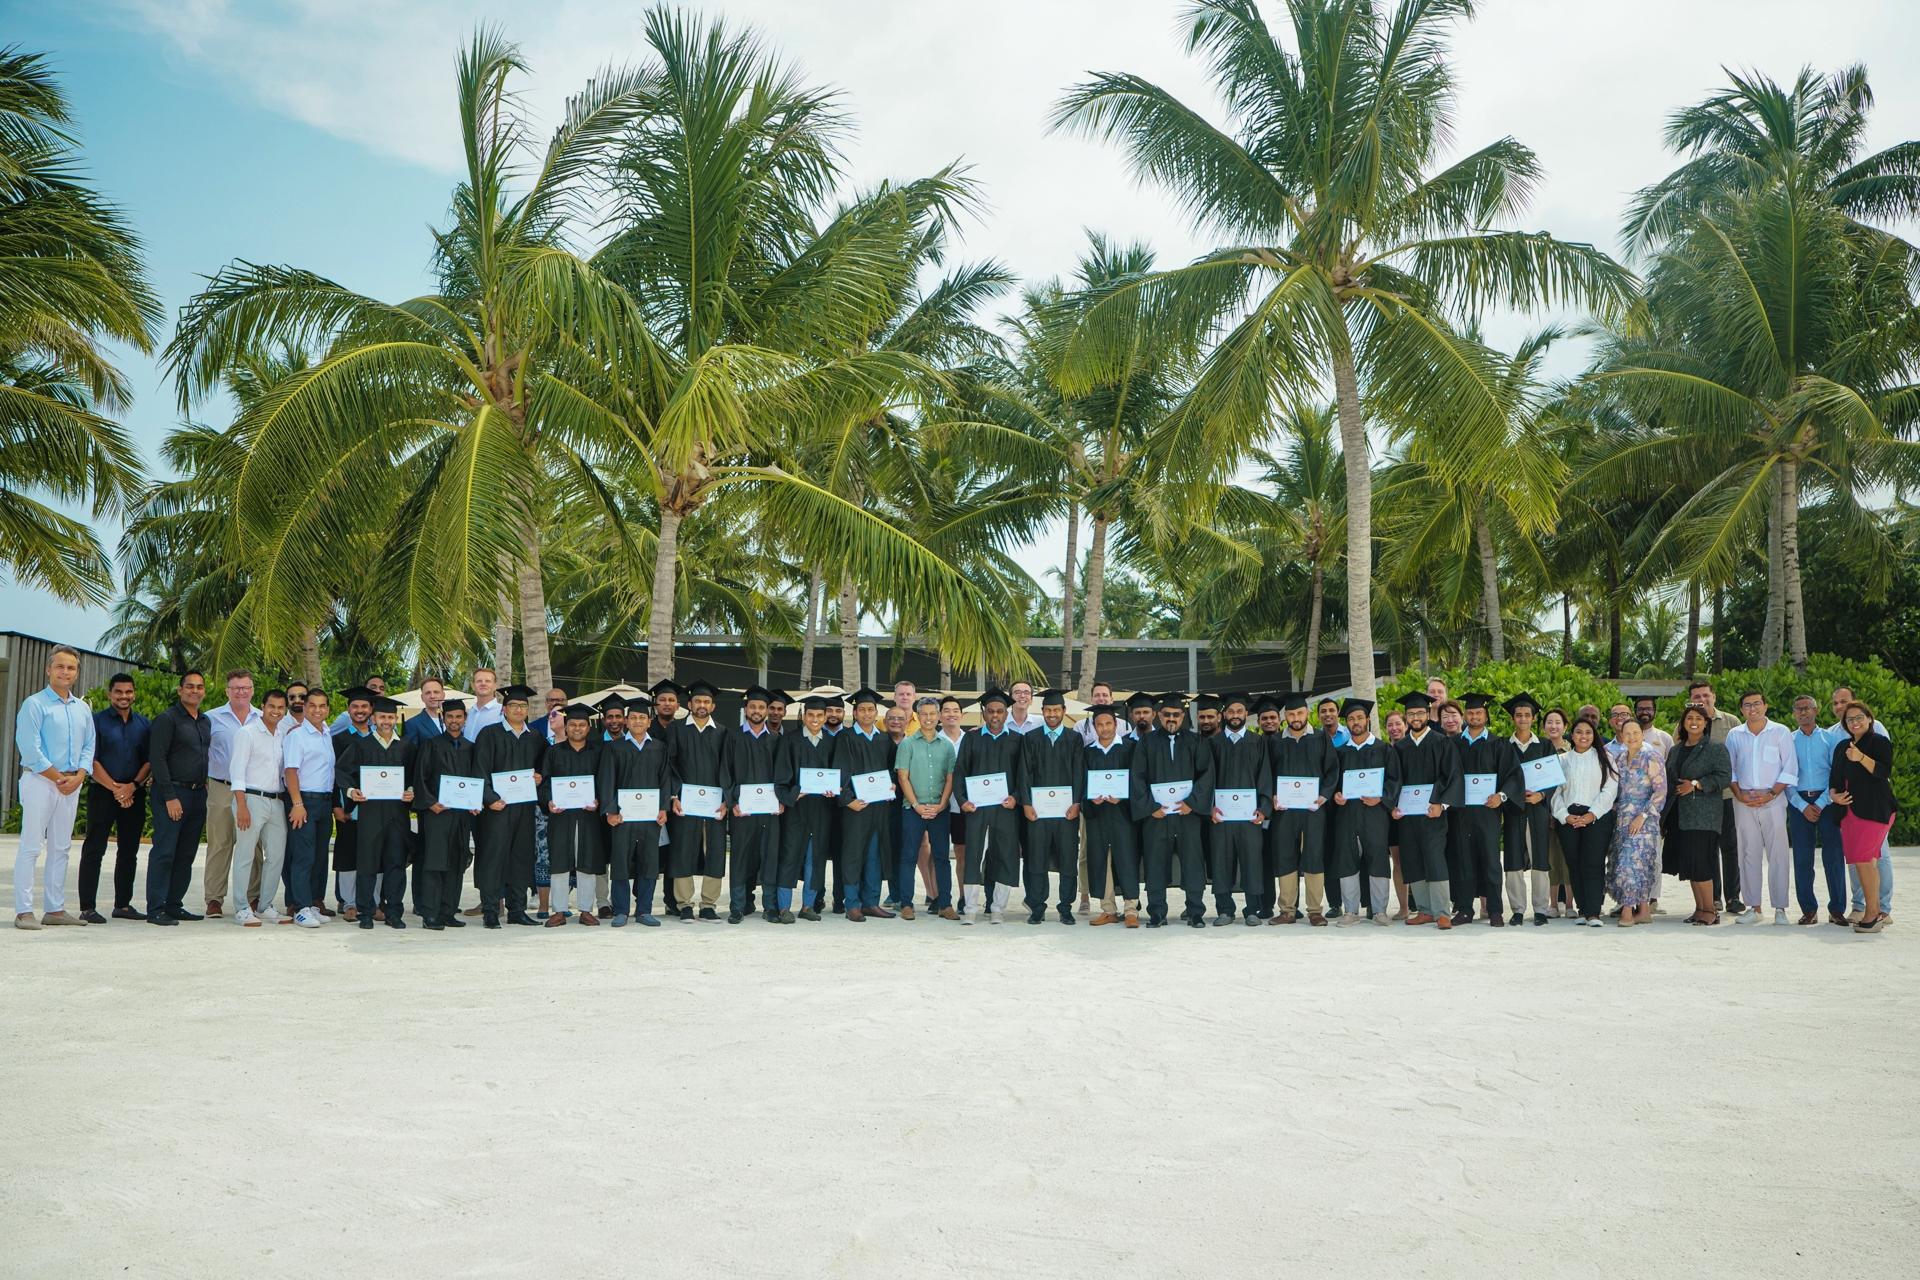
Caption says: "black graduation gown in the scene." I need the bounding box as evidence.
[955,727,1024,887]
[330,727,368,873]
[1020,726,1085,880]
[1330,734,1400,879]
[597,732,672,882]
[1453,731,1521,908]
[1503,736,1558,873]
[336,730,413,910]
[832,725,895,874]
[475,721,545,902]
[1392,729,1460,883]
[1208,729,1270,904]
[540,739,605,876]
[413,732,481,872]
[776,729,837,888]
[1129,728,1213,918]
[724,724,783,892]
[1081,737,1139,899]
[1268,728,1338,878]
[667,719,728,878]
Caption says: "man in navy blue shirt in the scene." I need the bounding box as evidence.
[78,673,151,921]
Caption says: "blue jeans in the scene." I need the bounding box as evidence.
[147,786,207,917]
[846,832,883,910]
[1786,801,1846,915]
[282,790,333,912]
[1851,850,1894,914]
[899,807,952,909]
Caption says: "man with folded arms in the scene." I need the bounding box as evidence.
[542,702,605,926]
[227,688,292,926]
[599,694,672,926]
[725,686,784,924]
[1129,694,1213,929]
[12,645,94,929]
[1019,689,1084,925]
[413,698,480,930]
[1206,692,1268,926]
[1329,698,1398,928]
[1391,692,1459,929]
[1266,693,1337,925]
[668,679,728,921]
[282,689,337,927]
[338,695,415,930]
[77,671,149,923]
[1082,704,1140,926]
[895,694,956,920]
[146,670,212,925]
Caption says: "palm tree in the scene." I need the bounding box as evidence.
[1051,0,1633,700]
[0,47,157,604]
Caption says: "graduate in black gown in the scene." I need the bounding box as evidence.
[1391,692,1461,928]
[1206,692,1268,925]
[1499,693,1557,925]
[541,703,605,925]
[412,699,480,929]
[1265,693,1339,924]
[667,679,728,921]
[1018,688,1084,924]
[328,686,374,918]
[646,679,685,916]
[1081,704,1139,925]
[1330,698,1400,926]
[1129,694,1213,928]
[775,694,838,920]
[474,684,544,927]
[955,689,1024,922]
[1453,692,1522,927]
[832,687,896,921]
[724,685,784,924]
[337,695,414,930]
[595,693,672,926]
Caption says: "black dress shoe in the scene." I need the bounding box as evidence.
[678,905,694,921]
[1451,909,1473,926]
[387,914,407,929]
[1187,915,1206,928]
[1533,912,1550,926]
[507,910,539,926]
[1058,906,1075,925]
[1146,915,1165,928]
[698,906,719,921]
[763,909,779,923]
[80,909,108,924]
[483,913,501,929]
[359,917,375,929]
[1027,907,1045,924]
[166,907,204,922]
[1508,911,1524,926]
[425,920,446,931]
[445,916,467,928]
[112,906,143,920]
[726,910,742,924]
[147,914,178,926]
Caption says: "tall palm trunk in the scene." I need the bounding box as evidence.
[1606,562,1623,679]
[298,623,323,688]
[1779,459,1807,670]
[1465,602,1481,669]
[1760,473,1784,665]
[1684,581,1701,677]
[838,576,859,689]
[798,568,822,688]
[1474,499,1504,663]
[1301,559,1325,691]
[1561,593,1573,662]
[1074,514,1111,702]
[1330,346,1376,701]
[492,591,516,680]
[939,650,951,691]
[1712,582,1726,673]
[516,546,552,694]
[646,509,681,685]
[1059,498,1079,689]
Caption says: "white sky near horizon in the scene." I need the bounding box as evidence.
[5,0,1917,652]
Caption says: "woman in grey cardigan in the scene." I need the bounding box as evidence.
[1665,705,1734,925]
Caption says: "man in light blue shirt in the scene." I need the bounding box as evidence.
[202,669,261,918]
[1786,694,1846,924]
[14,645,95,927]
[1316,698,1351,749]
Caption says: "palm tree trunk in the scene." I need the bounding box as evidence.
[1465,602,1480,670]
[645,509,681,685]
[1606,562,1623,679]
[838,576,859,689]
[1301,560,1325,690]
[1684,582,1701,677]
[298,623,322,688]
[1780,459,1807,670]
[515,546,552,694]
[1329,345,1376,701]
[1059,498,1079,689]
[1561,593,1573,661]
[939,649,951,690]
[1418,627,1429,677]
[1074,515,1111,702]
[1760,472,1784,665]
[1474,499,1504,663]
[493,584,516,680]
[798,568,822,687]
[1712,582,1726,673]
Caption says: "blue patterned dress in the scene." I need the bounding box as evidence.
[1609,745,1667,907]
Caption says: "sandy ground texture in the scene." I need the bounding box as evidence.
[2,834,1916,1280]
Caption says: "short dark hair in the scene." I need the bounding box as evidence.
[1739,689,1765,704]
[305,689,330,707]
[940,695,962,709]
[108,672,136,690]
[180,669,204,687]
[1687,680,1713,694]
[1317,697,1338,709]
[262,689,288,706]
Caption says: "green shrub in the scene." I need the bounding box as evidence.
[1378,659,1626,728]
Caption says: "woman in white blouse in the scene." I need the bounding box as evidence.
[1551,719,1618,927]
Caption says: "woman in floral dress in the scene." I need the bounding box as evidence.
[1609,718,1667,925]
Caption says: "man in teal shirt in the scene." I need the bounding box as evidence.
[895,696,956,919]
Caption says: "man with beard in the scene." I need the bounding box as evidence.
[541,703,605,926]
[1330,698,1398,928]
[1501,693,1556,926]
[1392,692,1460,930]
[956,689,1024,923]
[1130,694,1213,928]
[776,694,839,921]
[766,689,789,735]
[475,685,544,928]
[337,695,414,930]
[598,694,671,926]
[834,687,896,921]
[1266,693,1338,925]
[1019,689,1083,924]
[329,686,375,920]
[1452,692,1519,927]
[1125,691,1157,740]
[1193,694,1223,737]
[1316,696,1351,749]
[647,679,685,915]
[725,686,784,924]
[413,699,479,930]
[668,679,728,921]
[1082,705,1140,926]
[1207,693,1268,926]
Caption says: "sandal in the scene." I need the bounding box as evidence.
[1689,912,1719,927]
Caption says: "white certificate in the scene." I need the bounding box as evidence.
[966,772,1009,807]
[491,769,537,805]
[1463,772,1499,805]
[1215,788,1257,821]
[552,775,596,810]
[737,782,779,816]
[1086,769,1128,801]
[680,783,724,819]
[1031,785,1073,819]
[1521,754,1566,791]
[437,774,483,811]
[1399,783,1434,811]
[799,767,839,797]
[618,788,660,823]
[1341,767,1384,799]
[852,769,895,803]
[1150,779,1193,809]
[359,764,404,801]
[1274,775,1320,810]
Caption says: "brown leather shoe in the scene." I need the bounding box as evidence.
[847,907,866,922]
[1090,912,1120,926]
[374,908,386,922]
[1407,912,1435,925]
[318,904,338,918]
[1829,911,1852,926]
[866,906,895,919]
[205,899,223,918]
[938,907,959,921]
[462,906,483,917]
[578,910,600,925]
[1307,911,1327,926]
[544,912,567,928]
[1435,914,1454,930]
[1123,911,1140,928]
[1798,911,1818,925]
[342,906,359,923]
[1270,909,1295,926]
[41,910,86,926]
[899,904,915,920]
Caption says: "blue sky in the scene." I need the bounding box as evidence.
[4,0,1915,655]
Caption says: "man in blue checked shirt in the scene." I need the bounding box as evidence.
[1787,694,1847,925]
[13,645,96,929]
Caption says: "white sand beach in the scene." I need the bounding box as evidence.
[2,836,1914,1278]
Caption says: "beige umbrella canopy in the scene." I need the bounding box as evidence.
[575,682,646,708]
[392,686,473,719]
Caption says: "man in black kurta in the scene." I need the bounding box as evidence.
[596,694,672,925]
[1206,693,1269,925]
[833,687,896,921]
[1265,693,1339,923]
[1500,693,1556,925]
[1130,695,1213,928]
[668,679,728,921]
[475,684,544,927]
[338,696,414,929]
[725,685,784,924]
[413,700,480,928]
[1081,707,1139,925]
[1452,692,1521,926]
[1019,689,1084,924]
[541,703,605,925]
[1392,692,1461,928]
[328,686,373,917]
[955,689,1024,922]
[646,679,685,916]
[776,695,838,921]
[1330,699,1400,926]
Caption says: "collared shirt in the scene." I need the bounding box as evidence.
[463,697,504,742]
[92,706,151,783]
[229,718,288,793]
[1344,733,1374,751]
[1089,736,1125,755]
[1551,747,1617,821]
[1042,722,1066,742]
[206,702,262,781]
[1322,723,1352,748]
[404,710,446,742]
[149,702,211,801]
[1462,727,1487,744]
[896,729,956,803]
[1791,724,1836,809]
[1223,726,1246,743]
[16,685,94,774]
[1005,709,1041,735]
[281,719,337,794]
[850,722,880,740]
[1725,719,1797,796]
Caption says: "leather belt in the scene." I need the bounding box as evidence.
[238,788,284,799]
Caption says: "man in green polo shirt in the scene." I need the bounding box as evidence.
[895,695,957,920]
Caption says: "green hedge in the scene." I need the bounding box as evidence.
[1660,656,1917,843]
[1378,658,1626,729]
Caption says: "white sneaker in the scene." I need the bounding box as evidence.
[1373,911,1391,926]
[988,911,1003,925]
[1335,912,1365,928]
[294,907,323,928]
[1773,908,1788,926]
[1587,917,1605,928]
[1734,907,1757,923]
[257,905,284,925]
[960,911,978,927]
[234,906,260,927]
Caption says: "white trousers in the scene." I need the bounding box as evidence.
[230,795,287,911]
[553,871,599,914]
[15,772,80,915]
[961,883,1011,915]
[1340,874,1393,918]
[1503,869,1552,915]
[338,871,383,907]
[1734,799,1791,910]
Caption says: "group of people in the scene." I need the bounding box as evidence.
[10,646,1900,937]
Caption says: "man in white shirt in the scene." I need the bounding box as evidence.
[281,689,336,926]
[1724,690,1797,923]
[203,669,262,918]
[1005,680,1041,734]
[228,689,291,925]
[463,667,504,741]
[1077,682,1118,744]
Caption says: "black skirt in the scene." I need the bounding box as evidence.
[1670,827,1717,882]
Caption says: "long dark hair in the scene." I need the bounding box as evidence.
[1568,717,1614,785]
[1676,705,1710,746]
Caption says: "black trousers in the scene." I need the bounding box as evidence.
[146,786,206,918]
[1503,802,1552,871]
[1715,797,1741,904]
[1456,807,1504,914]
[1211,821,1262,914]
[79,780,145,911]
[1331,802,1390,879]
[1557,814,1616,918]
[419,867,463,921]
[1024,817,1077,911]
[1398,812,1450,886]
[1083,808,1138,901]
[1141,814,1204,921]
[356,818,408,916]
[1444,810,1473,912]
[476,805,535,911]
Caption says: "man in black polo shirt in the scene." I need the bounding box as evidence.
[79,672,151,921]
[146,671,212,925]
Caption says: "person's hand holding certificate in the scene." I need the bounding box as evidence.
[1273,775,1319,810]
[553,776,596,811]
[1398,783,1434,812]
[1086,769,1127,801]
[1214,788,1256,821]
[1521,754,1565,791]
[360,765,404,802]
[1149,779,1193,811]
[798,767,839,797]
[680,783,724,819]
[852,770,895,803]
[1341,767,1384,800]
[1463,772,1499,806]
[492,770,536,805]
[1031,785,1072,819]
[618,788,660,823]
[737,782,779,816]
[966,772,1009,807]
[438,774,483,812]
